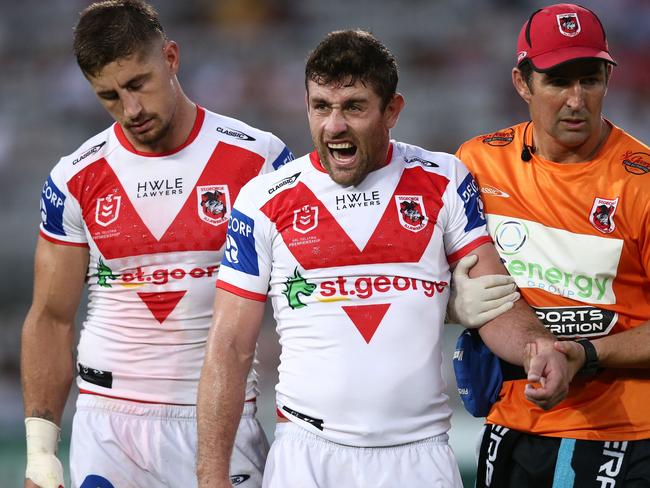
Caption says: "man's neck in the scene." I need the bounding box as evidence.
[533,118,610,164]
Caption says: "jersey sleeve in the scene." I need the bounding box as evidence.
[259,133,294,175]
[39,164,87,246]
[442,157,491,263]
[216,182,274,301]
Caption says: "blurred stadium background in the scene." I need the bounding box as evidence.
[1,0,648,486]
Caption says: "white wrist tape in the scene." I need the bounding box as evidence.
[25,417,64,488]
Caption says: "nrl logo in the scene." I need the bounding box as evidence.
[395,195,428,232]
[197,184,230,226]
[95,193,121,227]
[292,205,318,234]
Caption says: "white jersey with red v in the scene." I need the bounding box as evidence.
[39,106,293,404]
[217,141,490,446]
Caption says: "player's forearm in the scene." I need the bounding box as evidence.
[592,319,650,368]
[479,299,555,366]
[196,340,253,486]
[21,311,75,425]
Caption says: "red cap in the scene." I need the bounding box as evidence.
[516,3,616,71]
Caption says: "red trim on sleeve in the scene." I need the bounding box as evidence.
[446,235,493,264]
[216,280,267,302]
[114,105,205,157]
[39,230,89,248]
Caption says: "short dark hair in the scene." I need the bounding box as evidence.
[517,58,610,92]
[73,0,165,77]
[305,30,398,110]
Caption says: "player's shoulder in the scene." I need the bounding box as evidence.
[237,153,312,204]
[395,140,466,177]
[608,124,650,189]
[51,126,115,178]
[202,108,283,148]
[457,123,525,154]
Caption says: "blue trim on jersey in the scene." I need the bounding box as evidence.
[271,146,294,170]
[457,173,486,232]
[81,475,115,488]
[552,438,576,488]
[41,176,67,236]
[222,208,259,276]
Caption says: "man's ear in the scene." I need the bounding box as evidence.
[512,68,532,104]
[163,40,180,75]
[384,93,405,129]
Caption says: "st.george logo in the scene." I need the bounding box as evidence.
[589,196,618,234]
[293,205,319,234]
[95,194,121,227]
[197,184,230,226]
[556,12,580,37]
[395,195,428,232]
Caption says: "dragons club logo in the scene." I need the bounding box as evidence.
[557,12,581,37]
[395,195,428,232]
[197,184,230,226]
[282,268,316,309]
[589,196,618,234]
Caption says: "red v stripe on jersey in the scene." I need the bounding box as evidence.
[137,291,187,324]
[261,166,449,269]
[342,304,391,343]
[67,142,264,259]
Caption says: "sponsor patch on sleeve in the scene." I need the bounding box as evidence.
[40,176,67,235]
[457,173,486,232]
[222,208,259,276]
[271,146,294,170]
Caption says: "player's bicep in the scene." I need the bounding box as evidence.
[208,288,265,360]
[464,242,510,278]
[30,236,89,323]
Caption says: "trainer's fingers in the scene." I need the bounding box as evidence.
[453,254,478,277]
[476,299,516,323]
[477,274,517,289]
[477,290,520,312]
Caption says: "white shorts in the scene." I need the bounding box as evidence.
[263,422,463,488]
[70,394,268,488]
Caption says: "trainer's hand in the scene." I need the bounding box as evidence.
[553,340,587,377]
[25,418,64,488]
[523,340,572,410]
[448,254,520,328]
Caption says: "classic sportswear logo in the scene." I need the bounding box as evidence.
[404,156,439,168]
[480,185,510,198]
[216,126,256,141]
[230,475,251,486]
[268,172,301,194]
[589,196,618,234]
[487,214,622,304]
[72,141,106,165]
